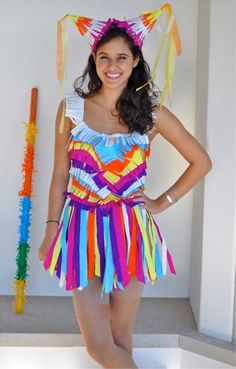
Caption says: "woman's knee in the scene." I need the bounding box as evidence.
[110,324,133,353]
[110,310,133,341]
[86,338,115,364]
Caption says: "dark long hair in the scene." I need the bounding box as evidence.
[74,24,160,134]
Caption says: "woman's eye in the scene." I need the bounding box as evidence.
[99,56,127,61]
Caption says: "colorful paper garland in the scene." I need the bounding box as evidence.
[13,88,38,314]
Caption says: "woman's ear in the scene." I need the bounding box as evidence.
[133,58,140,68]
[92,52,96,62]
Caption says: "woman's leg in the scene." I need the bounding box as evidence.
[72,276,139,368]
[109,278,144,355]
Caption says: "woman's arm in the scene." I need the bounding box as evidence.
[39,99,72,261]
[135,105,212,214]
[43,100,72,237]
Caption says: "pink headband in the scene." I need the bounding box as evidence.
[68,14,160,52]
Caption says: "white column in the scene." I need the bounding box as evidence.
[198,0,236,342]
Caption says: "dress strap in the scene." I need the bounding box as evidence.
[65,90,84,125]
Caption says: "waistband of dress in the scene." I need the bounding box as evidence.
[63,191,144,213]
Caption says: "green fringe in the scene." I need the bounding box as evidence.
[14,242,30,280]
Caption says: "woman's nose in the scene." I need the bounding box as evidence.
[107,59,118,68]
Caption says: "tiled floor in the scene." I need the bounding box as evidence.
[1,296,196,334]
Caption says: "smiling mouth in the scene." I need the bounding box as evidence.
[105,73,121,80]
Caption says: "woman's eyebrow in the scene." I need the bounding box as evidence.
[98,52,129,56]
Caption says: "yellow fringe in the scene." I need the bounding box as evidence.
[12,280,27,314]
[59,97,66,134]
[23,121,38,146]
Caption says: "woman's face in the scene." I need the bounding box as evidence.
[93,36,139,91]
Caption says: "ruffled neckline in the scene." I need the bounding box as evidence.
[69,94,147,139]
[71,120,134,137]
[71,120,144,138]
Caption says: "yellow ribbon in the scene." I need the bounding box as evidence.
[133,206,156,280]
[136,3,182,111]
[57,15,69,134]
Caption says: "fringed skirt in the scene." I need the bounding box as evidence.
[43,200,176,296]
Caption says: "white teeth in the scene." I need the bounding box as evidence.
[106,73,121,78]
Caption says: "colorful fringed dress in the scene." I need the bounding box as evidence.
[43,90,176,295]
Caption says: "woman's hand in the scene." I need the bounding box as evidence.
[132,190,161,214]
[38,237,53,264]
[38,224,58,263]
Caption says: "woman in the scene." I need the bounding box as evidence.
[38,23,212,369]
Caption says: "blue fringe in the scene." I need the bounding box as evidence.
[18,196,32,244]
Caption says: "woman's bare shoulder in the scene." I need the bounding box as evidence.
[148,104,186,142]
[147,104,168,142]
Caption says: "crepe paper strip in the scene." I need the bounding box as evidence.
[148,213,164,277]
[87,210,95,279]
[94,213,101,277]
[121,202,131,262]
[138,3,182,110]
[57,15,68,83]
[128,208,137,277]
[13,88,38,314]
[102,216,115,294]
[73,207,80,287]
[79,208,89,288]
[152,215,177,275]
[61,205,71,274]
[57,14,68,134]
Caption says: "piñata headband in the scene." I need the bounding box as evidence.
[57,2,182,133]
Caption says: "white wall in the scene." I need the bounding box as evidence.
[190,0,210,335]
[198,0,236,342]
[0,0,198,297]
[190,0,236,342]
